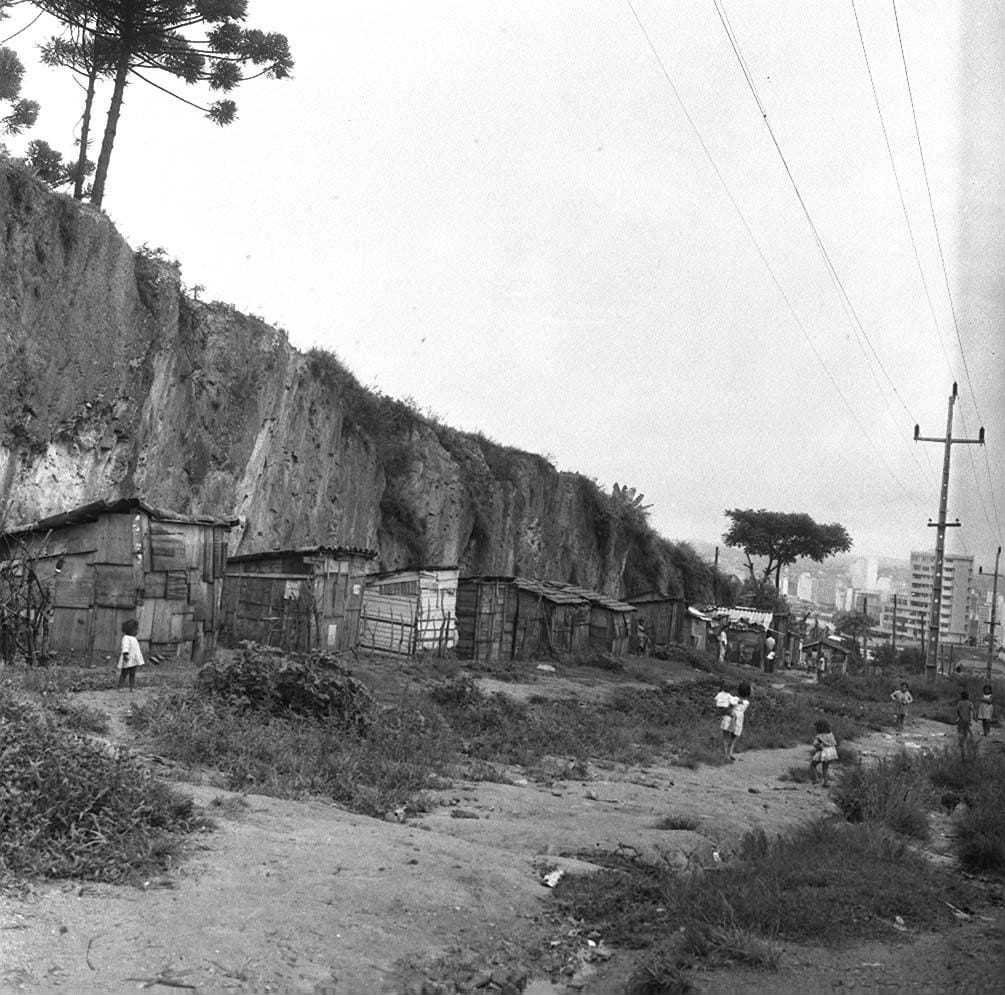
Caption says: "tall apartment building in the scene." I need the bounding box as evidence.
[902,551,974,645]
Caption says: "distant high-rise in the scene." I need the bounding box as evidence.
[904,551,974,645]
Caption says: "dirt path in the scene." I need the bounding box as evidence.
[0,686,1000,994]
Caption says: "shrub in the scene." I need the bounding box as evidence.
[956,773,1005,872]
[197,643,374,730]
[831,755,930,839]
[0,698,204,884]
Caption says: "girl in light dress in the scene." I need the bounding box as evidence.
[977,685,994,737]
[810,719,838,787]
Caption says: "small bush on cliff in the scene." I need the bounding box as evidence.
[0,697,204,885]
[197,643,374,730]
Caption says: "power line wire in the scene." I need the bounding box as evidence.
[890,0,1003,546]
[623,0,923,509]
[711,0,937,493]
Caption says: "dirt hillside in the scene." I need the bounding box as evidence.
[0,676,1001,994]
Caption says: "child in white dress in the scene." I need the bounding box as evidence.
[117,618,146,691]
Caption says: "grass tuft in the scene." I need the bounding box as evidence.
[0,697,205,885]
[830,755,930,839]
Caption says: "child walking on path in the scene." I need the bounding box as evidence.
[977,685,994,737]
[715,682,739,761]
[810,719,838,787]
[117,618,146,691]
[890,682,913,734]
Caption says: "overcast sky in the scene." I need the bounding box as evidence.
[7,1,1003,565]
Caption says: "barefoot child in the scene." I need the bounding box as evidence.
[890,682,913,734]
[117,618,146,691]
[977,685,994,737]
[810,719,838,786]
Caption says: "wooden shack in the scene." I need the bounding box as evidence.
[0,497,236,662]
[547,583,636,656]
[627,592,686,652]
[221,545,377,653]
[358,567,459,656]
[455,576,592,662]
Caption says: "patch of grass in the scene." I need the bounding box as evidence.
[0,697,205,885]
[46,696,109,734]
[128,690,456,818]
[914,748,1005,874]
[830,755,930,839]
[656,814,701,831]
[554,818,977,977]
[779,764,815,784]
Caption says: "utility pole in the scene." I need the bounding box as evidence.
[891,594,898,658]
[862,595,869,673]
[979,546,1002,683]
[713,546,719,606]
[914,383,985,684]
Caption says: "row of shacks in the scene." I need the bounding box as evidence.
[0,497,793,665]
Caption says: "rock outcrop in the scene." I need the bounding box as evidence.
[0,163,707,598]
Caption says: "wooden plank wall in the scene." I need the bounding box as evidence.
[14,513,230,660]
[359,592,417,655]
[455,580,516,662]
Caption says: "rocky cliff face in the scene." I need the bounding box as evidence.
[0,164,706,599]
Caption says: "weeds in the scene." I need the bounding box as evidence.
[831,755,930,839]
[554,818,977,985]
[0,698,205,885]
[656,814,701,831]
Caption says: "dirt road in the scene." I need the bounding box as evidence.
[0,682,999,994]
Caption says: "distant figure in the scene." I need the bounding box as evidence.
[978,685,994,737]
[636,620,649,655]
[117,618,146,692]
[956,690,975,761]
[890,682,913,735]
[764,633,776,673]
[714,681,739,761]
[802,649,813,673]
[815,652,828,683]
[718,625,728,663]
[810,719,838,787]
[727,682,752,761]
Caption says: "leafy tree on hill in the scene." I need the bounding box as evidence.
[23,0,293,206]
[723,508,852,592]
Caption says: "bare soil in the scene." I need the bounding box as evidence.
[1,667,1002,994]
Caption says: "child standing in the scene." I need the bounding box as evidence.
[810,719,838,787]
[715,682,739,761]
[956,690,975,761]
[977,685,994,737]
[117,618,146,691]
[890,682,913,734]
[727,682,752,761]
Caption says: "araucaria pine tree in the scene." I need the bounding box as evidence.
[28,0,293,206]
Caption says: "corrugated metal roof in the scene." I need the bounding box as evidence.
[1,497,239,537]
[228,544,378,563]
[513,577,588,605]
[546,582,636,613]
[715,607,774,629]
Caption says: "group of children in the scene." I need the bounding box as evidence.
[713,678,997,785]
